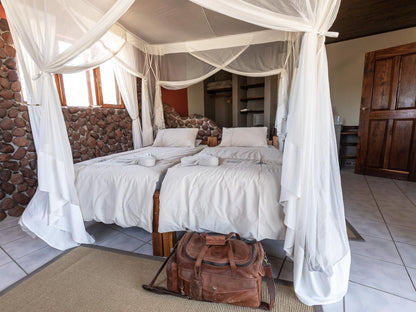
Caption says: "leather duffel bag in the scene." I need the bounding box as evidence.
[143,232,275,310]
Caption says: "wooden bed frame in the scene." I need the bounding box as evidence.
[151,135,279,256]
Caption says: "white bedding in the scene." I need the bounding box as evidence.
[158,146,285,240]
[75,146,204,232]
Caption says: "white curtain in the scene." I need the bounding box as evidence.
[191,0,350,305]
[2,0,135,250]
[112,45,143,149]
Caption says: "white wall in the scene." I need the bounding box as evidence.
[187,81,204,115]
[327,27,416,126]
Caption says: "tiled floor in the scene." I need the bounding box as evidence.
[0,170,415,312]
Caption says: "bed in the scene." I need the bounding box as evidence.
[157,128,283,252]
[74,145,205,232]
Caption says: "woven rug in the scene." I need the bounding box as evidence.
[346,220,364,241]
[0,246,319,312]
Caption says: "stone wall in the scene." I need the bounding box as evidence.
[163,103,222,141]
[0,18,133,220]
[0,18,33,220]
[64,107,132,163]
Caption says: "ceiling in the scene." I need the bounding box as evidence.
[327,0,416,44]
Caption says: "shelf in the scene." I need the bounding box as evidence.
[211,93,232,98]
[207,87,232,94]
[341,131,358,135]
[240,83,265,90]
[340,155,357,159]
[240,96,264,102]
[240,109,264,114]
[341,142,357,146]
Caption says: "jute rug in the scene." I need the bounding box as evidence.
[0,246,319,312]
[346,220,364,241]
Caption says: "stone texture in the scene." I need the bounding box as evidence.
[1,198,14,210]
[163,103,222,141]
[0,210,6,221]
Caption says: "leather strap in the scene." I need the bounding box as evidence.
[194,244,210,277]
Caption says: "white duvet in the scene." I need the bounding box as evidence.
[75,146,204,232]
[159,146,285,240]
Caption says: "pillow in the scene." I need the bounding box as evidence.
[219,127,268,147]
[153,128,199,147]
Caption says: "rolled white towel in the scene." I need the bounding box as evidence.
[181,155,219,167]
[132,153,157,167]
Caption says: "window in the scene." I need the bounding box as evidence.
[55,61,124,108]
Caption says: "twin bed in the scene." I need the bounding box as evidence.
[74,127,283,256]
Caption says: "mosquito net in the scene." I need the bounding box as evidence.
[2,0,350,305]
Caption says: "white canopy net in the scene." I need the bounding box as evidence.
[2,0,350,305]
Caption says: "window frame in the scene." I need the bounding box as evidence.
[54,66,125,109]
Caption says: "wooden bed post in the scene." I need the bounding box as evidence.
[152,191,176,257]
[152,136,219,256]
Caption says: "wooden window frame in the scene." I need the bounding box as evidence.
[54,66,125,109]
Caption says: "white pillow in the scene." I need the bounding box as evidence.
[219,127,268,147]
[153,128,199,147]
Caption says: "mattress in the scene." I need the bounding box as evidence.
[74,146,204,231]
[158,146,285,241]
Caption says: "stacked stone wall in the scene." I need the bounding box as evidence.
[163,103,222,141]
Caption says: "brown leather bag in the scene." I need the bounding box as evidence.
[143,232,275,310]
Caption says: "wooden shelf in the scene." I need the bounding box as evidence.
[240,83,265,90]
[340,154,357,159]
[207,87,232,94]
[240,96,264,102]
[341,131,358,135]
[240,109,264,114]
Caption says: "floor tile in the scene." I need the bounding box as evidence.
[322,299,344,312]
[85,222,119,243]
[0,261,26,292]
[277,258,293,282]
[134,243,153,256]
[261,239,286,259]
[347,217,391,240]
[2,235,47,260]
[349,235,401,265]
[122,227,152,243]
[345,282,416,312]
[344,208,384,223]
[350,254,416,300]
[0,225,30,246]
[267,255,284,279]
[97,232,145,252]
[389,224,416,246]
[0,216,19,231]
[396,243,416,269]
[408,268,416,286]
[15,245,63,274]
[0,248,12,266]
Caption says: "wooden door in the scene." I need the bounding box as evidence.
[356,42,416,181]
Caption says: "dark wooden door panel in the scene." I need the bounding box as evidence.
[396,53,416,109]
[366,120,388,168]
[356,42,416,181]
[372,58,394,110]
[388,120,414,171]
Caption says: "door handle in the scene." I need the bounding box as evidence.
[361,107,368,111]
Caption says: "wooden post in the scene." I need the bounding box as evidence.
[152,191,176,257]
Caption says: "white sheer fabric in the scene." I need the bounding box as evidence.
[2,0,135,250]
[112,46,142,149]
[4,0,349,304]
[192,0,349,305]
